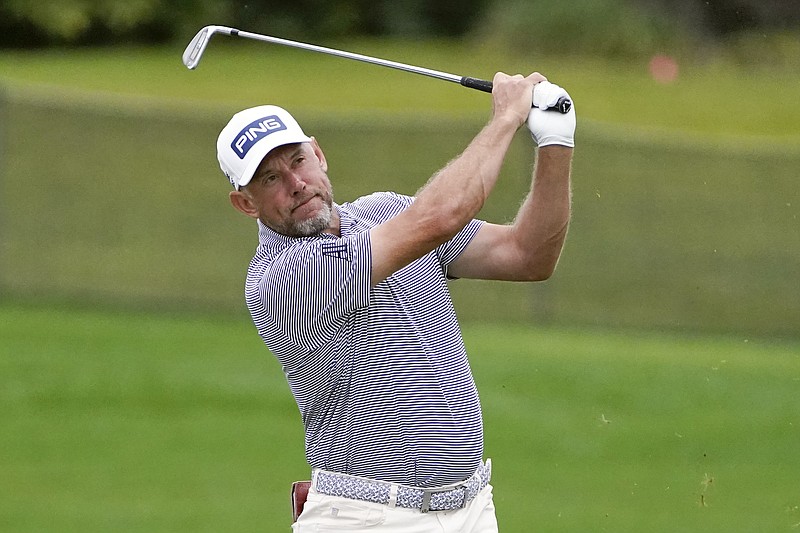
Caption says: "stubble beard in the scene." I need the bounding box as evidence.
[290,201,333,237]
[270,193,334,238]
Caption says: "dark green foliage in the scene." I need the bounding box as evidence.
[0,0,796,50]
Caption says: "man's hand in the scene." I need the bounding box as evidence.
[491,72,548,129]
[527,81,576,148]
[532,80,569,111]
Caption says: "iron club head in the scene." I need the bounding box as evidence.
[182,25,236,69]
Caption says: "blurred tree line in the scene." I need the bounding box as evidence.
[0,0,798,59]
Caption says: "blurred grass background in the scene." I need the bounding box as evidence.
[1,42,798,336]
[1,2,799,530]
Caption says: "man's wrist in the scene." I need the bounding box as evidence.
[536,145,574,156]
[489,111,524,132]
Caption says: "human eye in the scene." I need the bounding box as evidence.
[257,173,278,186]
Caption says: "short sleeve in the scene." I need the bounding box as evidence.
[437,218,484,270]
[255,230,372,351]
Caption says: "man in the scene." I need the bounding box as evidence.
[217,72,575,531]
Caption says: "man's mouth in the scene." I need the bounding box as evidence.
[292,195,318,214]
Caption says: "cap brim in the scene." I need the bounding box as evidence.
[235,131,312,188]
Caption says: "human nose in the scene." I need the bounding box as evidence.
[286,171,307,193]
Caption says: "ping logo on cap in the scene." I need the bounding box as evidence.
[231,115,288,159]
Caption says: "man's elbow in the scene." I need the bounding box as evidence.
[525,264,557,282]
[519,254,561,282]
[520,231,568,281]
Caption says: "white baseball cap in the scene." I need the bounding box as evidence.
[217,105,312,189]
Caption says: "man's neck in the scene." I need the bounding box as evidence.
[323,207,342,237]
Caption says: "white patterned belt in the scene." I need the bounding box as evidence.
[312,459,492,513]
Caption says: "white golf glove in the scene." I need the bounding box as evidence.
[527,81,576,148]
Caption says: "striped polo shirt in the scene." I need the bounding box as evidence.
[245,191,485,488]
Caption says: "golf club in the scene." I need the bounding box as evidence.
[182,25,572,114]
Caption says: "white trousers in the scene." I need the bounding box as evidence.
[292,484,499,532]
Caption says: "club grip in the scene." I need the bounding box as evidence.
[460,76,494,93]
[460,76,572,114]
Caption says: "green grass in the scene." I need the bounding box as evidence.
[3,95,797,337]
[0,41,798,143]
[1,304,798,532]
[0,304,304,532]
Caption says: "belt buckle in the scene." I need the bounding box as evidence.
[420,483,467,513]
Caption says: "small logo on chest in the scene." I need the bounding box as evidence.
[322,242,351,261]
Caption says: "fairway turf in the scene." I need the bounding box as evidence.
[1,304,798,531]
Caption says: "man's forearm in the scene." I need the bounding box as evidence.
[413,116,519,234]
[512,145,573,279]
[369,115,524,285]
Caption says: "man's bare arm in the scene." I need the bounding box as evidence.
[368,72,544,286]
[447,145,573,281]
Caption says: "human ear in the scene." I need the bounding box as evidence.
[229,190,260,219]
[310,137,328,173]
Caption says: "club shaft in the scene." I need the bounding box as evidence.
[183,25,572,113]
[233,28,463,85]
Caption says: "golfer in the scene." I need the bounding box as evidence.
[217,72,575,532]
